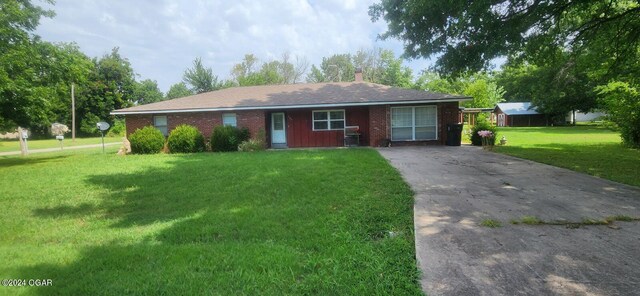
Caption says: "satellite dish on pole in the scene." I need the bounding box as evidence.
[96,121,110,153]
[96,122,110,131]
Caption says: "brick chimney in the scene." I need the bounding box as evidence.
[355,67,363,82]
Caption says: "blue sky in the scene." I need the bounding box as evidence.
[36,0,435,92]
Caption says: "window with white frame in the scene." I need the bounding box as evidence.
[391,106,437,141]
[312,110,345,130]
[222,113,237,127]
[153,115,168,136]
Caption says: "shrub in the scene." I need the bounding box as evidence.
[107,119,126,137]
[167,124,206,153]
[210,125,250,152]
[129,126,165,154]
[470,119,497,146]
[238,139,266,152]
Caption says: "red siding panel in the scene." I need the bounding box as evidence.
[282,107,370,148]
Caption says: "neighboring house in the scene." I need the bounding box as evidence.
[493,102,548,127]
[112,72,471,148]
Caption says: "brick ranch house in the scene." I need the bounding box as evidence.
[112,74,471,148]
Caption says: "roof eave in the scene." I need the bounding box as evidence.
[111,97,472,115]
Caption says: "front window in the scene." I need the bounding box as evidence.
[313,110,345,131]
[391,106,437,141]
[222,113,237,127]
[154,115,168,136]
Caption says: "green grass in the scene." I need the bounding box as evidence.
[0,149,422,295]
[520,215,544,225]
[493,126,640,187]
[479,219,502,228]
[0,137,122,153]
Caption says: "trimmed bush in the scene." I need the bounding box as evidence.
[210,125,250,152]
[470,119,497,146]
[167,124,206,153]
[129,126,165,154]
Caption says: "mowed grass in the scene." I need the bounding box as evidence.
[0,137,121,153]
[0,149,421,295]
[494,126,640,187]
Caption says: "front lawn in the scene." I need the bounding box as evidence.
[0,136,122,153]
[494,126,640,187]
[0,149,421,295]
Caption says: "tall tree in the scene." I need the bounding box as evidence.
[165,82,193,100]
[307,50,413,87]
[496,59,598,119]
[133,79,164,105]
[77,47,136,134]
[231,53,309,86]
[0,0,55,131]
[320,54,354,82]
[183,57,221,93]
[370,0,640,76]
[306,65,325,83]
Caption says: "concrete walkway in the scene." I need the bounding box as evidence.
[0,142,120,156]
[378,146,640,296]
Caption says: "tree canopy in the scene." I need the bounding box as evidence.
[230,53,308,86]
[370,0,640,76]
[165,82,194,100]
[183,57,222,93]
[306,49,412,87]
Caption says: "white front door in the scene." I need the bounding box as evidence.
[498,114,505,127]
[271,112,286,145]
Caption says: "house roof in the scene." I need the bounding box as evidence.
[111,82,471,115]
[495,102,539,115]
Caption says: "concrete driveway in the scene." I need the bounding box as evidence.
[378,146,640,296]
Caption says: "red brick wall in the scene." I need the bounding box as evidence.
[236,110,267,141]
[438,102,460,145]
[125,110,266,141]
[367,102,460,146]
[368,105,389,146]
[125,115,153,136]
[124,102,461,147]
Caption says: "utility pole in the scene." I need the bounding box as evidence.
[71,83,76,142]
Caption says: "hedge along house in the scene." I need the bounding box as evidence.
[112,73,471,148]
[494,102,548,127]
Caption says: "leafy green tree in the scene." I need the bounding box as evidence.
[377,50,412,87]
[165,82,193,99]
[320,54,355,82]
[76,47,136,135]
[496,58,598,120]
[307,50,412,87]
[231,53,307,86]
[414,72,504,108]
[597,81,640,147]
[133,79,164,105]
[370,0,640,76]
[231,54,259,83]
[0,0,55,131]
[306,65,325,83]
[183,57,221,93]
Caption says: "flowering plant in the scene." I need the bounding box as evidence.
[477,130,494,149]
[477,130,493,138]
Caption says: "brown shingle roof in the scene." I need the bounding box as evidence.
[112,82,470,114]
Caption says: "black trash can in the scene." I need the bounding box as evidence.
[446,123,463,146]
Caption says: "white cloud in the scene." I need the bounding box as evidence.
[36,0,434,92]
